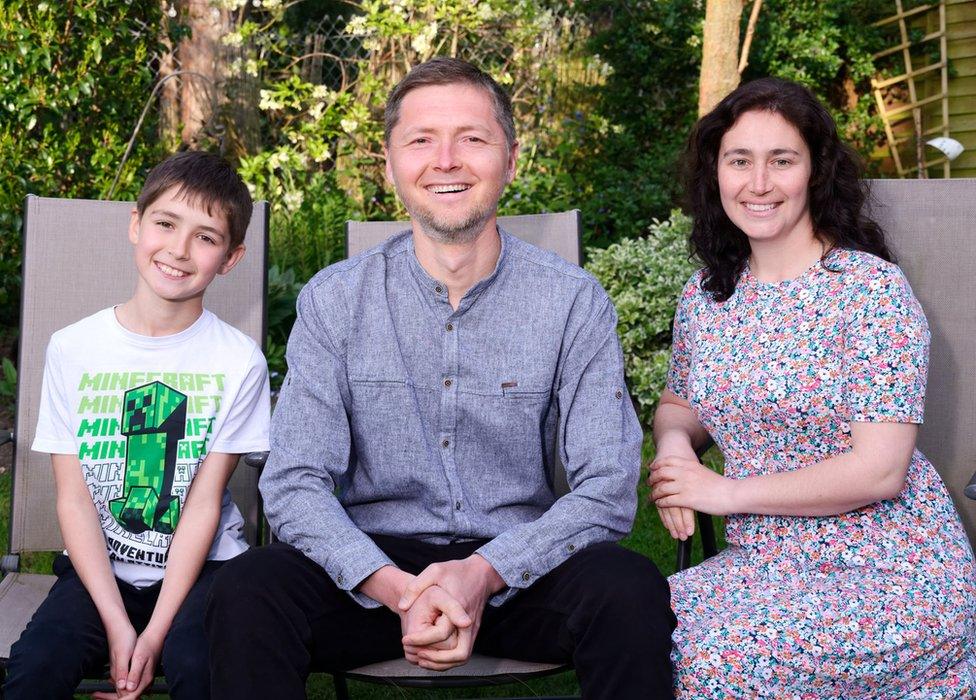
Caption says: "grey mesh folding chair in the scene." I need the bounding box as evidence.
[676,178,976,571]
[328,210,581,698]
[0,194,268,690]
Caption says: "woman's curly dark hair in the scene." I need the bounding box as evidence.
[685,77,892,301]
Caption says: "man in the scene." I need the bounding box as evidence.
[206,57,676,699]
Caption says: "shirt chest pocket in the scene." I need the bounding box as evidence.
[500,382,551,403]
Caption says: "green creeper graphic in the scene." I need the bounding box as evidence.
[109,381,187,534]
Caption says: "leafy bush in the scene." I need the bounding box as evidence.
[0,1,162,327]
[264,264,305,394]
[585,210,698,429]
[0,357,16,415]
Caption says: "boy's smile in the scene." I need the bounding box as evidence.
[128,185,244,309]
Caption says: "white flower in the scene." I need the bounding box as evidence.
[310,144,332,163]
[245,59,259,77]
[346,16,369,36]
[263,0,282,8]
[308,102,325,120]
[312,85,332,100]
[222,31,244,47]
[283,191,304,212]
[258,90,283,111]
[340,118,358,133]
[411,23,438,55]
[476,3,494,20]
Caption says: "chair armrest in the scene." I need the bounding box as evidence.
[244,451,269,469]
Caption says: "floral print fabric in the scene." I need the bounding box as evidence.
[667,249,976,698]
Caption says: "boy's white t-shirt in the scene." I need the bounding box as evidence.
[32,307,271,588]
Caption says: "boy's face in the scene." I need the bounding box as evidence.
[128,185,245,307]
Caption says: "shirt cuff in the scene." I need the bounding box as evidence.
[475,534,539,606]
[321,539,395,609]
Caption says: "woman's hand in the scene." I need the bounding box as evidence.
[649,455,738,516]
[656,503,696,541]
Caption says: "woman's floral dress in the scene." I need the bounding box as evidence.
[667,248,976,699]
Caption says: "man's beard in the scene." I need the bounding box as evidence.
[394,180,503,245]
[410,201,495,244]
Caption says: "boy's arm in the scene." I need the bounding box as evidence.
[51,453,138,695]
[118,450,239,698]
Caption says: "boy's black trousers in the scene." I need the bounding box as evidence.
[205,535,676,699]
[3,554,223,699]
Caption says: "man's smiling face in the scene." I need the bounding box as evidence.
[384,82,518,244]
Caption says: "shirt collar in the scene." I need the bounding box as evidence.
[406,226,510,313]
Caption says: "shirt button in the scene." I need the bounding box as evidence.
[455,500,462,510]
[337,574,344,585]
[446,322,454,331]
[521,572,531,582]
[435,285,443,293]
[615,390,623,400]
[442,439,450,448]
[567,543,576,552]
[444,378,452,388]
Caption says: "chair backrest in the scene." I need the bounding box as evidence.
[345,210,581,496]
[867,179,976,543]
[345,210,581,264]
[12,195,268,554]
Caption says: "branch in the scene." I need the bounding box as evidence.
[738,0,762,75]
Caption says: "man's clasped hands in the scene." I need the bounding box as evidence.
[360,554,505,670]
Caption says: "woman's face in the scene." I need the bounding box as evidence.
[717,109,814,249]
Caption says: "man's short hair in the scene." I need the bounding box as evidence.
[384,57,516,149]
[136,151,253,250]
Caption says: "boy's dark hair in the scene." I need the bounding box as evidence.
[384,57,516,149]
[136,151,253,250]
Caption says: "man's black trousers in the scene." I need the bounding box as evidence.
[205,535,676,699]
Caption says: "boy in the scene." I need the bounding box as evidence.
[4,151,270,700]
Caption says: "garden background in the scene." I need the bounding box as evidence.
[0,0,972,696]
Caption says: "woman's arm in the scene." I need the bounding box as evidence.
[52,454,137,696]
[653,388,712,457]
[115,451,239,699]
[651,388,712,540]
[650,421,916,516]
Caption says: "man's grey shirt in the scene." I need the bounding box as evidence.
[260,229,642,607]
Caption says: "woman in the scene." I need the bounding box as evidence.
[650,77,976,698]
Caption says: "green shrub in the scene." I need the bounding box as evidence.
[0,1,162,327]
[265,264,305,393]
[585,210,698,429]
[0,357,16,414]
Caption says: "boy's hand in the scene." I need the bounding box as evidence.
[102,618,137,697]
[118,628,164,699]
[94,626,163,700]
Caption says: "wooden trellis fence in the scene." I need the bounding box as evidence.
[871,0,951,177]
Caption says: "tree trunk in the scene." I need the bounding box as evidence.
[177,0,227,147]
[699,0,745,117]
[158,4,182,151]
